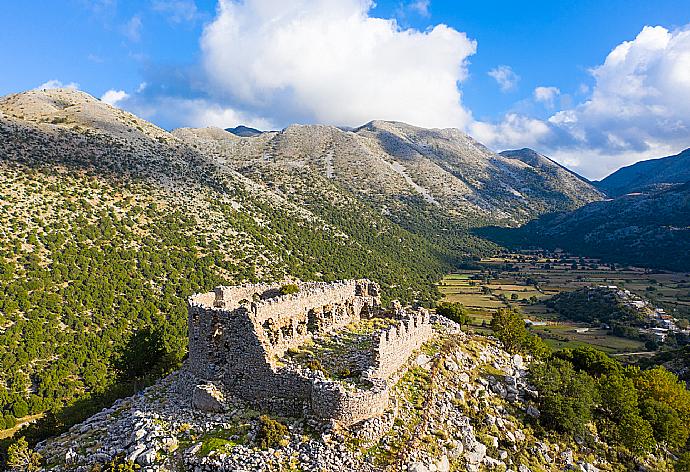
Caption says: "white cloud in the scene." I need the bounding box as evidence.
[36,80,80,90]
[100,89,130,107]
[408,0,431,17]
[121,94,273,131]
[151,0,200,23]
[471,113,553,151]
[533,86,560,108]
[478,25,690,179]
[123,15,143,42]
[488,65,519,92]
[200,0,476,129]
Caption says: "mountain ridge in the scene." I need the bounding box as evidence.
[595,147,690,196]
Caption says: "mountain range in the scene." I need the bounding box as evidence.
[595,148,690,196]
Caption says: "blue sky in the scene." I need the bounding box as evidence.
[2,1,689,178]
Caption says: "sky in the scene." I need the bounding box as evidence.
[1,1,689,179]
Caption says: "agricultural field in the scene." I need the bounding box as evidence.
[439,251,690,354]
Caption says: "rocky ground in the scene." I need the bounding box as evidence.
[35,317,609,472]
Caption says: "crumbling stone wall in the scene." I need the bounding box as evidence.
[311,378,390,425]
[369,310,433,380]
[187,279,433,425]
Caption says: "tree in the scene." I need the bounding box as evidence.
[555,346,620,377]
[597,373,654,453]
[491,308,527,354]
[491,307,550,357]
[114,327,167,380]
[640,399,688,450]
[528,358,597,436]
[11,400,29,419]
[436,302,473,328]
[256,415,288,449]
[6,436,42,471]
[279,284,299,295]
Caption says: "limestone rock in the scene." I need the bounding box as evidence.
[192,383,225,412]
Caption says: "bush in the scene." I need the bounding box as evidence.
[528,358,597,436]
[11,400,29,419]
[436,302,473,327]
[6,436,42,471]
[306,359,322,372]
[256,415,288,449]
[491,307,549,357]
[279,284,300,295]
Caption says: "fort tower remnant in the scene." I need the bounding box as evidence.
[187,279,433,425]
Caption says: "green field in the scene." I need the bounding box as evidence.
[439,251,689,355]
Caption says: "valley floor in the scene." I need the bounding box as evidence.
[440,251,690,356]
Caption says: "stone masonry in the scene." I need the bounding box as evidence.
[187,279,433,425]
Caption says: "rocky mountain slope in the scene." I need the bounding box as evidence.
[33,318,610,472]
[173,121,602,231]
[499,148,595,187]
[595,148,690,196]
[479,183,690,271]
[0,89,467,441]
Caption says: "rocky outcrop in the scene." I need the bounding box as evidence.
[35,319,612,472]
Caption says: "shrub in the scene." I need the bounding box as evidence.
[435,302,473,327]
[6,436,42,471]
[306,359,322,372]
[528,358,597,436]
[338,367,352,378]
[256,415,288,449]
[279,284,300,295]
[491,307,549,357]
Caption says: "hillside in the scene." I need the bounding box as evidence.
[595,148,690,196]
[173,121,602,235]
[478,183,690,271]
[0,89,470,436]
[499,148,594,186]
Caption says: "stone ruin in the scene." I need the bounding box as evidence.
[187,279,433,426]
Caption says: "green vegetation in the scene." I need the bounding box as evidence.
[255,415,288,450]
[5,436,42,471]
[434,302,473,328]
[528,346,690,463]
[0,156,478,450]
[279,284,300,295]
[547,287,645,337]
[93,454,141,471]
[490,308,549,357]
[478,182,690,272]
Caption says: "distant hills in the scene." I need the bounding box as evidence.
[479,182,690,272]
[225,125,263,137]
[595,148,690,196]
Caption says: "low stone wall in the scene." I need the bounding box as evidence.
[311,378,390,426]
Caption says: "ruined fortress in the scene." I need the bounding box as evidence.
[187,279,433,425]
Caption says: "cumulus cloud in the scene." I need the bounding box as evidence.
[100,89,130,107]
[533,86,560,108]
[199,0,476,129]
[488,65,519,92]
[119,93,273,131]
[36,79,80,90]
[478,25,690,179]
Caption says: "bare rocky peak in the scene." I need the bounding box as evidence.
[0,89,173,143]
[174,119,603,225]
